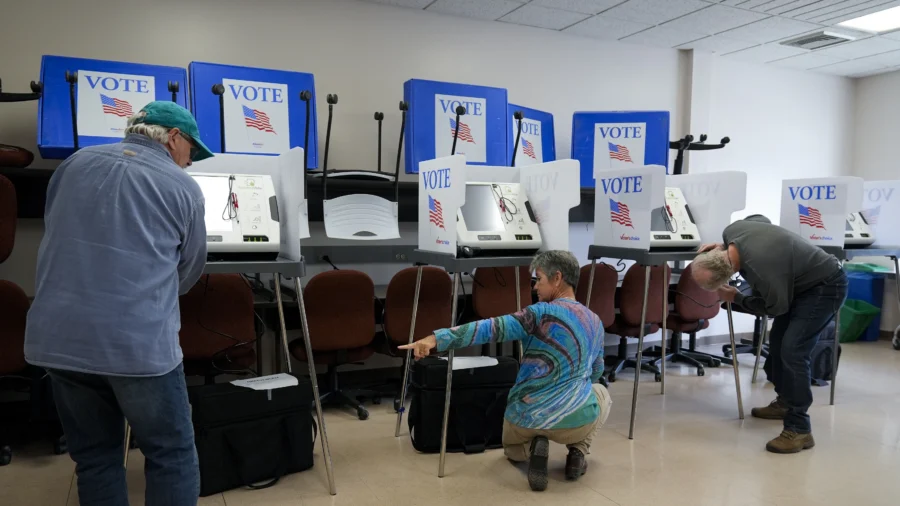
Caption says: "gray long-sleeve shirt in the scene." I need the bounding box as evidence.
[723,217,840,316]
[25,135,207,377]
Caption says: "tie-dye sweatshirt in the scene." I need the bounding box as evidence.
[434,298,605,430]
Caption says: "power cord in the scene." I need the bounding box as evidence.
[221,175,238,222]
[491,184,518,224]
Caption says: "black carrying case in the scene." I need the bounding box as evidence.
[189,375,316,496]
[408,356,519,454]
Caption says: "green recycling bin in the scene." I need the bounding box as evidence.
[838,299,881,343]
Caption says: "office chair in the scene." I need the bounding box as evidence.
[289,270,379,420]
[0,175,65,465]
[575,263,617,329]
[472,266,531,357]
[380,267,452,412]
[605,264,670,383]
[643,264,721,377]
[179,274,258,384]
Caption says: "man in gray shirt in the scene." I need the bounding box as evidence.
[691,215,847,454]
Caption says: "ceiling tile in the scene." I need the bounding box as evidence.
[716,16,822,43]
[879,29,900,41]
[563,14,653,39]
[530,0,626,15]
[661,4,772,35]
[600,0,708,25]
[677,35,760,54]
[778,0,862,19]
[815,36,900,59]
[499,4,590,29]
[812,58,890,76]
[809,0,900,25]
[724,43,809,63]
[621,25,708,47]
[361,0,434,8]
[426,0,525,20]
[849,48,900,66]
[770,52,846,70]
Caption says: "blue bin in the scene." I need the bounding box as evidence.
[846,272,885,342]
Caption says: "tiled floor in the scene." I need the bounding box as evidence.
[3,341,900,505]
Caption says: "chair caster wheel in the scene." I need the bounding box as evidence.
[393,398,402,412]
[654,373,662,383]
[53,437,67,455]
[357,408,369,421]
[710,359,722,368]
[372,396,382,405]
[0,446,11,466]
[697,368,705,377]
[608,373,617,383]
[893,335,900,350]
[721,345,730,354]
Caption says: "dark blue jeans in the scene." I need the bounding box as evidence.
[768,268,848,434]
[48,363,198,506]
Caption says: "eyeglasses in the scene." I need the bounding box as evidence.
[175,131,199,160]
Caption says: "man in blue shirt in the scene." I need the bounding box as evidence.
[25,101,213,506]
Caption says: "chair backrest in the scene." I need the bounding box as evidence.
[384,267,452,345]
[674,264,720,322]
[472,266,532,319]
[575,263,617,328]
[618,264,670,327]
[304,269,376,351]
[0,175,17,263]
[0,280,28,375]
[178,274,256,361]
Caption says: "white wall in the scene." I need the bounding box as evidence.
[853,69,900,181]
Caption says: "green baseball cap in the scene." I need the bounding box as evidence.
[133,101,214,162]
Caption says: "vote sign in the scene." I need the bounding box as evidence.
[223,78,290,155]
[780,177,863,247]
[418,155,466,255]
[862,181,900,248]
[435,94,486,163]
[593,166,665,250]
[77,70,156,138]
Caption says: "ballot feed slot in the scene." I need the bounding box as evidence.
[189,172,281,261]
[844,211,875,248]
[648,187,702,250]
[456,182,542,258]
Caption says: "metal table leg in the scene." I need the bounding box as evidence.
[660,266,668,395]
[628,265,652,440]
[273,275,292,374]
[123,420,131,468]
[752,316,768,384]
[515,266,524,362]
[292,277,336,495]
[893,257,900,350]
[395,266,423,437]
[726,303,745,419]
[438,272,461,477]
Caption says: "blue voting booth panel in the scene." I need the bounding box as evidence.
[189,62,318,166]
[404,79,507,173]
[571,111,670,188]
[37,55,188,159]
[508,104,555,166]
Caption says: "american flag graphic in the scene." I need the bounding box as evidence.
[521,138,536,159]
[861,206,880,225]
[449,118,475,144]
[242,105,276,133]
[609,142,633,163]
[798,204,826,229]
[609,199,633,228]
[428,195,445,229]
[100,94,133,118]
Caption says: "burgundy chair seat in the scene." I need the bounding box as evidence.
[607,316,661,339]
[289,341,376,365]
[666,314,711,333]
[0,280,28,375]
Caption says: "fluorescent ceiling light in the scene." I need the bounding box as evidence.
[837,6,900,34]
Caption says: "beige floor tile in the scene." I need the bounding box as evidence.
[5,340,900,505]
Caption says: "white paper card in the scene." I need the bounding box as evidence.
[231,373,298,391]
[440,356,500,370]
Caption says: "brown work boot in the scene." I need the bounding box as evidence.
[527,436,549,492]
[565,448,587,481]
[766,430,815,454]
[751,398,788,420]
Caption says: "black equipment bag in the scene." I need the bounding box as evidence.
[189,375,317,497]
[408,356,519,454]
[764,320,840,387]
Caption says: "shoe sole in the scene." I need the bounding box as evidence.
[751,410,787,420]
[766,438,815,454]
[565,464,587,481]
[528,437,549,492]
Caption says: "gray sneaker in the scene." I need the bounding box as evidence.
[751,398,788,420]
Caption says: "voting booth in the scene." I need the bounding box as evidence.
[189,62,318,162]
[861,180,900,248]
[190,147,311,259]
[779,177,864,248]
[508,104,555,167]
[666,171,749,247]
[37,55,188,159]
[403,79,508,174]
[572,111,670,189]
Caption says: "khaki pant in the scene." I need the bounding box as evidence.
[503,384,612,462]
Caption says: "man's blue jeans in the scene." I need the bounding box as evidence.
[768,268,848,434]
[48,363,198,506]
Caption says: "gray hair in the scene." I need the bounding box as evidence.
[124,112,171,145]
[692,250,733,290]
[531,250,580,288]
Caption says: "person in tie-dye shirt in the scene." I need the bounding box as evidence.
[400,250,612,492]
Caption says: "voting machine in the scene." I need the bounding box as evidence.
[456,182,542,257]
